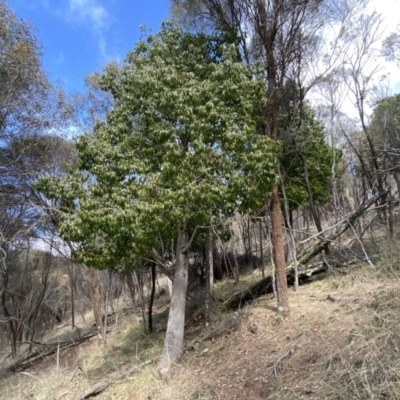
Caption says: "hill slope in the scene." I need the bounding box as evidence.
[1,261,400,400]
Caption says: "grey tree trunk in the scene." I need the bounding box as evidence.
[159,225,189,373]
[90,269,104,342]
[166,277,173,299]
[394,171,400,199]
[204,225,213,327]
[208,227,214,289]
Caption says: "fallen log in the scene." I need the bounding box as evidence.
[74,358,156,400]
[6,331,100,373]
[223,190,386,310]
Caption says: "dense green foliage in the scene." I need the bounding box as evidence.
[39,24,279,270]
[278,83,339,210]
[370,94,400,150]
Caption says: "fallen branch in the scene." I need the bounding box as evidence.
[223,191,386,310]
[273,347,295,376]
[74,358,156,400]
[295,190,386,267]
[7,331,100,373]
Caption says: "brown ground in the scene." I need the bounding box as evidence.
[1,262,400,400]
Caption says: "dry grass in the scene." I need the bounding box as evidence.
[1,242,400,400]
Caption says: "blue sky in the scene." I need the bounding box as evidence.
[7,0,400,98]
[9,0,170,92]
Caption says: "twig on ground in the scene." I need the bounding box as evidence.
[273,347,295,377]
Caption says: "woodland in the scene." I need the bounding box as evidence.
[1,0,400,398]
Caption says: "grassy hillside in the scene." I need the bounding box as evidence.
[1,249,400,399]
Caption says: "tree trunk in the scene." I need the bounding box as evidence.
[137,271,147,331]
[148,263,156,333]
[159,225,189,373]
[209,241,214,289]
[394,171,400,198]
[280,169,299,291]
[125,271,136,307]
[270,186,289,313]
[89,268,104,341]
[297,148,330,255]
[204,226,213,327]
[259,219,265,279]
[69,264,75,329]
[103,271,112,346]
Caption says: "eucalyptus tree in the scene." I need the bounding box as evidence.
[0,0,53,139]
[0,1,81,354]
[0,0,70,240]
[382,28,400,67]
[370,94,400,195]
[39,24,279,371]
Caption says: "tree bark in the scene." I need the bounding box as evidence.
[125,271,136,307]
[159,225,189,373]
[69,264,75,329]
[394,171,400,198]
[89,268,104,341]
[259,219,265,278]
[148,263,156,333]
[204,226,213,327]
[270,186,289,313]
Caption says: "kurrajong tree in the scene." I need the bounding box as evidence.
[39,24,280,372]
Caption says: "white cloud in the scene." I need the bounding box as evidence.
[63,0,116,62]
[68,0,109,30]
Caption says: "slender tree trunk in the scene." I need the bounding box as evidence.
[125,271,136,307]
[166,278,173,299]
[209,241,214,290]
[259,219,265,279]
[89,269,104,341]
[159,225,189,373]
[270,186,289,313]
[383,148,394,238]
[280,170,299,291]
[137,271,147,330]
[28,261,50,351]
[267,218,277,299]
[233,250,240,285]
[148,263,156,333]
[1,278,17,357]
[297,148,330,255]
[204,225,213,327]
[69,264,75,329]
[262,6,290,311]
[394,171,400,199]
[103,271,112,346]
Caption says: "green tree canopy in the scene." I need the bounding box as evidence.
[39,23,279,270]
[369,94,400,194]
[278,81,340,211]
[280,105,339,211]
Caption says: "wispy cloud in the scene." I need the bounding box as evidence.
[68,0,109,30]
[63,0,116,62]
